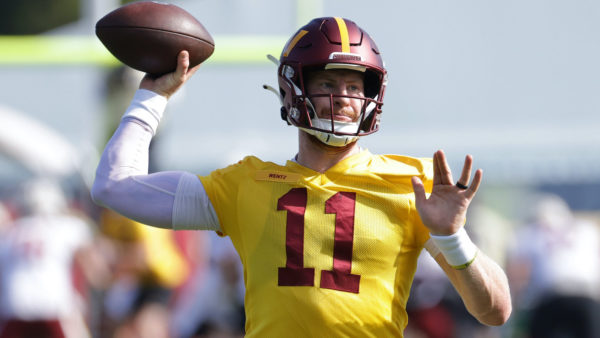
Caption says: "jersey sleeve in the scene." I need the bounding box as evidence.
[172,172,220,231]
[198,156,261,237]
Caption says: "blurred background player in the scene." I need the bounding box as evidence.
[507,194,600,338]
[0,178,108,338]
[171,231,245,338]
[92,17,511,336]
[98,209,190,338]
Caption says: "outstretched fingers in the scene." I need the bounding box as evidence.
[434,150,454,185]
[465,168,483,198]
[433,151,483,198]
[433,150,442,185]
[456,154,483,198]
[456,154,473,188]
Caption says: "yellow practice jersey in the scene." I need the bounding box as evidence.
[199,150,433,337]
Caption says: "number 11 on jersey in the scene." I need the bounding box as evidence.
[277,188,361,293]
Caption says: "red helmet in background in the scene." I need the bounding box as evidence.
[278,17,387,146]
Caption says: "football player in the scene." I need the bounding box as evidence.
[92,17,511,337]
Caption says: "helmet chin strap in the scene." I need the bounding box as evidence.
[300,125,359,147]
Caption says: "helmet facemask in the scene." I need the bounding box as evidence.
[281,62,385,147]
[273,17,387,147]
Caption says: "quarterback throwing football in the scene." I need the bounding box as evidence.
[92,17,511,337]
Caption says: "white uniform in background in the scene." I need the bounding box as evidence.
[0,214,92,320]
[0,179,94,338]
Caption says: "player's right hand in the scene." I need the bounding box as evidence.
[140,50,200,99]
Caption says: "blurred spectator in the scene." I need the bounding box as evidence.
[407,200,514,338]
[171,232,245,338]
[467,200,514,272]
[0,201,12,233]
[459,201,514,338]
[0,178,108,338]
[507,194,600,338]
[98,209,191,338]
[406,252,455,338]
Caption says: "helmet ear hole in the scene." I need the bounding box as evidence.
[364,70,381,99]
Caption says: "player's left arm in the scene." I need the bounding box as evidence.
[429,243,512,326]
[412,150,512,326]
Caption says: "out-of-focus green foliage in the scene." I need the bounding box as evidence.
[0,0,81,35]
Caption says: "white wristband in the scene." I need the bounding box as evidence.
[430,227,478,270]
[122,89,168,135]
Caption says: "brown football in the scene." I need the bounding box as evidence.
[96,1,215,76]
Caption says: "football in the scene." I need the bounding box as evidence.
[96,1,215,76]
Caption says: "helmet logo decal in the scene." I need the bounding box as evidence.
[328,53,363,62]
[283,29,309,57]
[333,17,350,53]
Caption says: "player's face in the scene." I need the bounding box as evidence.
[305,70,365,122]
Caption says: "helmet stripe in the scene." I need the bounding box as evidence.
[333,17,350,53]
[283,29,309,57]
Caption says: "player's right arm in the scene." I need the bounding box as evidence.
[91,51,219,231]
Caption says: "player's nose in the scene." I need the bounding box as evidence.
[333,83,352,106]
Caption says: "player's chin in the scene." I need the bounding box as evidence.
[334,115,355,122]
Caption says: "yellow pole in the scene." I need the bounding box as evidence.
[0,35,287,66]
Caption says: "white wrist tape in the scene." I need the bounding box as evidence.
[122,89,168,135]
[430,227,478,269]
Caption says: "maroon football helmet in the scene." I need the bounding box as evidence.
[278,17,387,146]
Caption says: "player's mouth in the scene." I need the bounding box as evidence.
[332,114,353,122]
[320,108,356,122]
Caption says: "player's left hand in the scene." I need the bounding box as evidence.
[411,149,482,236]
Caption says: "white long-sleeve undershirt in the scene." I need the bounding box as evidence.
[91,89,220,231]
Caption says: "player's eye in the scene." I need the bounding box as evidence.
[318,81,335,92]
[322,81,334,88]
[347,84,364,95]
